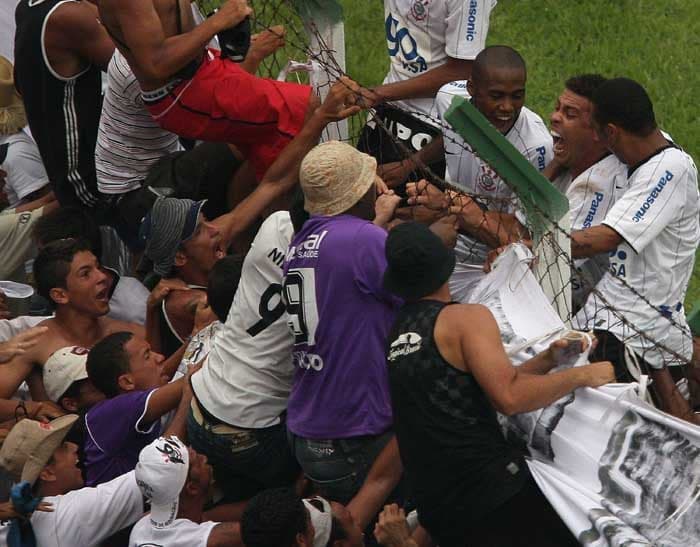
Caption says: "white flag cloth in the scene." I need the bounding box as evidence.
[470,244,700,546]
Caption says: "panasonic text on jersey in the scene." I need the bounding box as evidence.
[631,170,673,223]
[466,0,478,41]
[582,192,605,228]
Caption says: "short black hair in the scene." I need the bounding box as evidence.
[33,206,103,258]
[207,255,244,321]
[592,77,657,136]
[472,45,526,82]
[33,238,94,308]
[86,332,134,398]
[241,488,309,547]
[564,74,607,101]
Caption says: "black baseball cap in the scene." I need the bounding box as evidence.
[383,222,455,300]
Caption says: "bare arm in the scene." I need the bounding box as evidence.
[348,437,403,530]
[372,58,473,103]
[570,225,622,258]
[163,363,200,439]
[212,77,364,246]
[143,377,184,424]
[441,305,614,415]
[48,2,115,71]
[207,522,243,547]
[14,193,57,214]
[378,137,445,189]
[110,0,251,82]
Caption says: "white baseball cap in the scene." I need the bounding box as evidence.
[136,436,190,529]
[43,346,90,402]
[303,496,332,547]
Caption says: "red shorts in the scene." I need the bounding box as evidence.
[144,49,312,179]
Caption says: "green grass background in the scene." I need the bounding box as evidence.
[254,0,700,305]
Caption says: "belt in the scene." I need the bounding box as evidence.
[191,398,248,436]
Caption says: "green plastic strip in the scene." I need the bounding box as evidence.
[443,96,569,244]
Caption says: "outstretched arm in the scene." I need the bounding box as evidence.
[213,77,365,247]
[108,0,251,82]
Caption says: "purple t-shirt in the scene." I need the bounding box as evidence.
[83,389,160,486]
[283,214,400,439]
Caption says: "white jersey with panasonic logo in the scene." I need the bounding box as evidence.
[191,211,295,428]
[383,0,496,119]
[555,154,629,308]
[574,146,700,368]
[434,81,553,302]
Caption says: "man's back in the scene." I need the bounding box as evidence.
[193,211,296,428]
[283,214,399,439]
[95,50,181,195]
[14,0,103,208]
[575,145,700,367]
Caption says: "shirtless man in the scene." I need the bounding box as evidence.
[97,0,318,180]
[0,238,145,400]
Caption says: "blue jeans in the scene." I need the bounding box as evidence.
[288,430,393,504]
[187,400,300,502]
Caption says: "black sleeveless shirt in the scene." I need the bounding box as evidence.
[14,0,103,208]
[387,300,529,534]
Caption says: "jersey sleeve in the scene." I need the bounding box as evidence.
[602,158,689,253]
[33,471,144,547]
[446,0,496,60]
[4,138,50,201]
[85,390,158,454]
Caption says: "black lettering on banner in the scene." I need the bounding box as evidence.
[246,283,285,337]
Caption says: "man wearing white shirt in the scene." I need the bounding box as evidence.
[571,78,700,422]
[360,0,497,180]
[546,74,629,310]
[0,415,144,546]
[130,436,240,547]
[405,46,553,301]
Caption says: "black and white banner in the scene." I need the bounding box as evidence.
[471,244,700,546]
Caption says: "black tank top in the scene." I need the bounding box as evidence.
[14,0,102,209]
[387,300,529,530]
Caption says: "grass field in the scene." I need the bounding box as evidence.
[261,0,700,305]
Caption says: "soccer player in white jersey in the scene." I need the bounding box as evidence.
[405,46,553,301]
[546,74,629,310]
[570,78,700,423]
[360,0,497,180]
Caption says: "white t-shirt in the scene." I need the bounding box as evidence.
[556,154,629,307]
[383,0,496,117]
[178,320,222,376]
[130,516,218,547]
[0,471,143,547]
[434,81,554,302]
[192,211,295,428]
[109,273,150,325]
[96,50,181,194]
[574,145,700,368]
[0,131,49,207]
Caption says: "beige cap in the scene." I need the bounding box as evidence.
[0,55,27,135]
[299,141,377,216]
[43,346,90,402]
[0,415,79,485]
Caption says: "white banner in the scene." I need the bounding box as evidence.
[471,244,700,546]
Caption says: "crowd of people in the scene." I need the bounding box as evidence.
[0,0,698,546]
